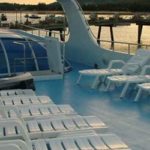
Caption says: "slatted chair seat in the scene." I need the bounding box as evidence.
[77,49,150,89]
[0,119,130,150]
[0,89,35,97]
[0,96,53,107]
[0,104,77,120]
[106,65,150,98]
[134,83,150,101]
[26,116,107,139]
[0,116,107,139]
[32,134,130,150]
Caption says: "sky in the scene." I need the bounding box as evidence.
[0,0,56,4]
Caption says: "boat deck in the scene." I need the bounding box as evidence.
[35,63,150,150]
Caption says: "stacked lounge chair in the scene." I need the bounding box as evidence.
[106,65,150,98]
[0,89,131,150]
[0,89,35,97]
[77,49,150,89]
[0,96,54,106]
[0,73,35,90]
[134,83,150,101]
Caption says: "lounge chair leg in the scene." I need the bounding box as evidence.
[120,82,130,98]
[106,80,111,91]
[134,88,142,102]
[76,74,82,85]
[91,76,99,89]
[103,76,107,86]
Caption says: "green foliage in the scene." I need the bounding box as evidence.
[80,0,150,12]
[0,2,62,11]
[0,1,149,12]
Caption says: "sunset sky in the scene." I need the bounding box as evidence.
[0,0,56,4]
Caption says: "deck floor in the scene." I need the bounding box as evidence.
[35,63,150,150]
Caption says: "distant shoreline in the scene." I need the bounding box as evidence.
[0,10,150,15]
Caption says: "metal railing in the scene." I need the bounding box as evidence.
[97,39,150,54]
[20,24,70,38]
[13,57,48,73]
[20,20,150,55]
[72,2,150,54]
[21,24,50,37]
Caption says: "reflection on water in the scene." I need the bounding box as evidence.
[4,12,150,52]
[90,24,150,52]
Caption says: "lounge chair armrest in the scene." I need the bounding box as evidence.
[0,140,30,150]
[108,60,125,69]
[0,119,31,149]
[122,62,142,75]
[0,144,21,150]
[125,62,141,68]
[141,65,150,75]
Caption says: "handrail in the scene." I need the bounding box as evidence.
[25,38,39,71]
[75,0,91,30]
[68,2,150,54]
[13,56,48,73]
[0,39,11,76]
[20,24,70,37]
[99,39,150,47]
[14,57,48,61]
[20,13,149,55]
[98,39,150,54]
[21,24,50,34]
[74,0,101,42]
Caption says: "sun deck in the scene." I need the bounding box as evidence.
[35,63,150,150]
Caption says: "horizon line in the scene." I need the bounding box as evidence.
[0,0,56,5]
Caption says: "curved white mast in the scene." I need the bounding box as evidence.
[57,0,129,67]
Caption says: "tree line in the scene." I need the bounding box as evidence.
[0,2,62,11]
[0,2,149,12]
[82,3,150,12]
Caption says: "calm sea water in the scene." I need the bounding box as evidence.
[4,12,150,52]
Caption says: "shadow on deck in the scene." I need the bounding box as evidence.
[35,63,150,150]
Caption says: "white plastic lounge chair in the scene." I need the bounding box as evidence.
[0,135,131,150]
[26,116,107,139]
[0,104,77,120]
[33,133,130,150]
[0,120,130,150]
[0,95,53,107]
[0,145,22,150]
[106,65,150,98]
[0,140,29,150]
[0,89,35,97]
[134,83,150,102]
[0,72,34,90]
[77,49,150,88]
[0,116,106,139]
[0,134,130,150]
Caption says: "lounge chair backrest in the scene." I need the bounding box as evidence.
[0,140,29,150]
[0,119,30,143]
[0,145,21,150]
[122,49,150,74]
[140,65,150,75]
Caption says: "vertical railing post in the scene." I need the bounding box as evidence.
[112,42,115,52]
[97,26,101,45]
[46,30,48,36]
[0,40,11,76]
[128,44,130,54]
[38,30,40,36]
